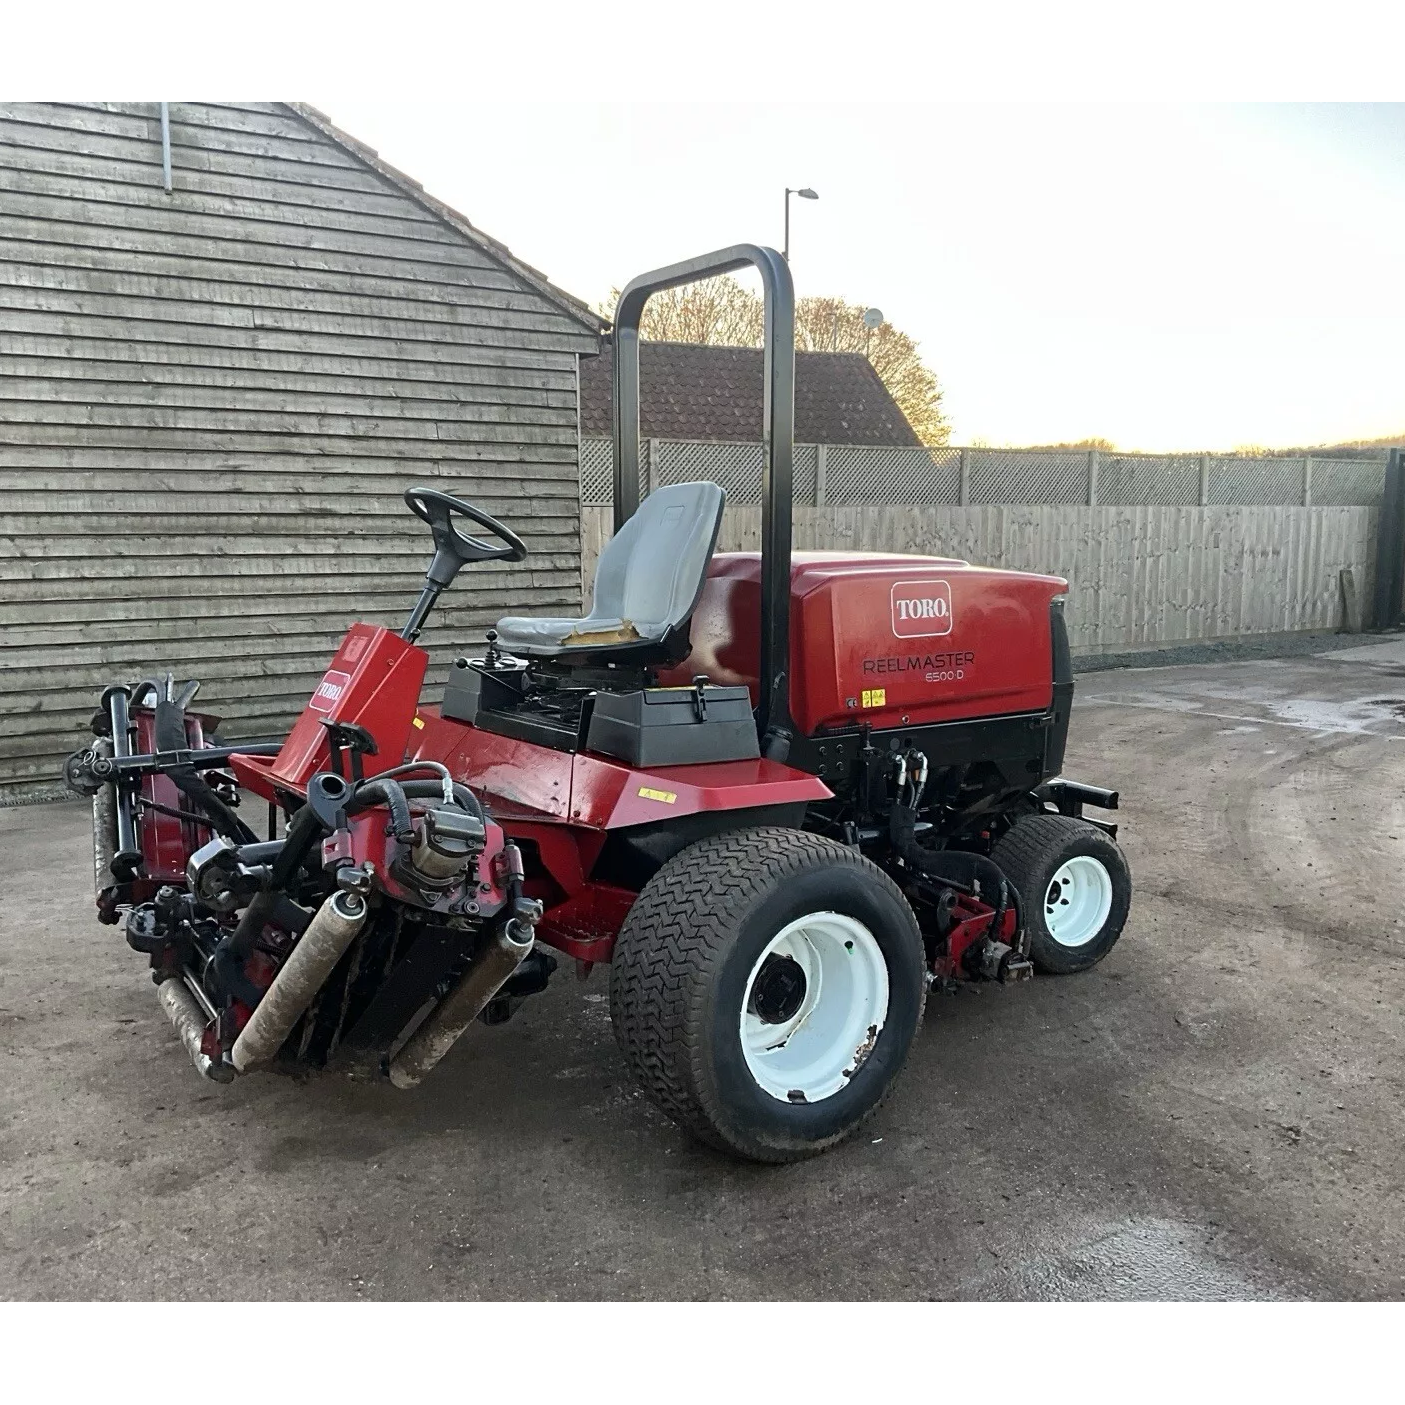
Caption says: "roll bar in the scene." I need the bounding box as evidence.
[611,244,796,751]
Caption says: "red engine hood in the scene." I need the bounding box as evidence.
[660,551,1068,734]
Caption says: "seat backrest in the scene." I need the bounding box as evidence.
[588,481,725,637]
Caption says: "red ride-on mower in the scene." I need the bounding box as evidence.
[65,245,1130,1162]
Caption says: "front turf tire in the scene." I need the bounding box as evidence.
[609,827,927,1164]
[992,813,1132,974]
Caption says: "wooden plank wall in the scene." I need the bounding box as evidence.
[582,503,1377,651]
[0,102,598,800]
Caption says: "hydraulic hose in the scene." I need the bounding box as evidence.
[398,777,485,825]
[889,802,1016,943]
[153,699,257,844]
[128,677,165,708]
[347,777,414,842]
[367,760,456,806]
[209,892,276,1007]
[268,804,326,890]
[208,804,328,1007]
[347,775,486,838]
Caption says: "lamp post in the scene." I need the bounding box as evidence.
[783,187,818,263]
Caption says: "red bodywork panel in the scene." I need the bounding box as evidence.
[659,552,1066,732]
[409,709,828,828]
[228,621,829,968]
[222,547,1057,973]
[270,624,427,789]
[133,707,215,885]
[407,707,829,965]
[322,809,509,920]
[407,719,826,826]
[228,751,283,803]
[934,894,1020,981]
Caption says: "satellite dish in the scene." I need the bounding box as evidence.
[862,307,884,330]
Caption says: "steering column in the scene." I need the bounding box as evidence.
[400,486,528,643]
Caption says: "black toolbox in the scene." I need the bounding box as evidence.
[586,684,758,767]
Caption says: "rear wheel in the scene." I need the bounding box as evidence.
[992,813,1131,974]
[609,828,926,1163]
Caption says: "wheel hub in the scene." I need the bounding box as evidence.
[751,954,807,1024]
[1044,854,1114,948]
[739,911,890,1104]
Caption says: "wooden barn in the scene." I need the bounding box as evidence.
[0,102,603,801]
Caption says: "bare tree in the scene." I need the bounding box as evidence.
[598,277,950,447]
[1021,437,1119,451]
[599,274,763,347]
[794,295,950,448]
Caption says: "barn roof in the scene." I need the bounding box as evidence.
[288,103,606,336]
[578,342,920,446]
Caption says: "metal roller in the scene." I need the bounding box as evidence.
[389,917,535,1089]
[104,686,142,876]
[231,890,368,1073]
[156,975,233,1083]
[91,737,118,896]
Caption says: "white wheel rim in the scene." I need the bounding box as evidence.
[1044,855,1114,948]
[739,911,889,1104]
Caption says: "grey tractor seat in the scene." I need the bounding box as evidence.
[494,480,726,661]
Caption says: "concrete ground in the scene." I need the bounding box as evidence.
[3,639,1405,1301]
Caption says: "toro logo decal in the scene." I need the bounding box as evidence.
[308,669,351,714]
[891,580,953,638]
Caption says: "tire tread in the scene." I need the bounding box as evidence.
[609,826,924,1162]
[992,813,1131,974]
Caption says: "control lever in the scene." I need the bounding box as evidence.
[320,719,378,782]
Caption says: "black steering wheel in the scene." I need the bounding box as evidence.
[403,486,528,574]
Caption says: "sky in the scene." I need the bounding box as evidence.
[311,101,1405,452]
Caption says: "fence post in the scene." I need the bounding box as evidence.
[815,443,828,507]
[1303,456,1313,507]
[1198,453,1211,506]
[1371,448,1405,630]
[958,448,970,506]
[645,438,658,495]
[1087,449,1100,507]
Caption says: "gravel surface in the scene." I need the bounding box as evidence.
[4,637,1405,1300]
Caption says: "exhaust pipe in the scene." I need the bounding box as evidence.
[91,737,118,895]
[156,975,234,1083]
[231,890,368,1073]
[389,917,535,1089]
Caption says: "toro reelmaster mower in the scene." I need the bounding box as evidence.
[65,245,1131,1163]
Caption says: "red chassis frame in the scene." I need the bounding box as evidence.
[224,622,1019,974]
[228,623,832,968]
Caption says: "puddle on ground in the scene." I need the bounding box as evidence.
[1264,695,1405,734]
[960,1216,1291,1301]
[1084,686,1405,738]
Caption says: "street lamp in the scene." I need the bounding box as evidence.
[783,187,818,263]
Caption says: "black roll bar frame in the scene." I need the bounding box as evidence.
[611,244,796,750]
